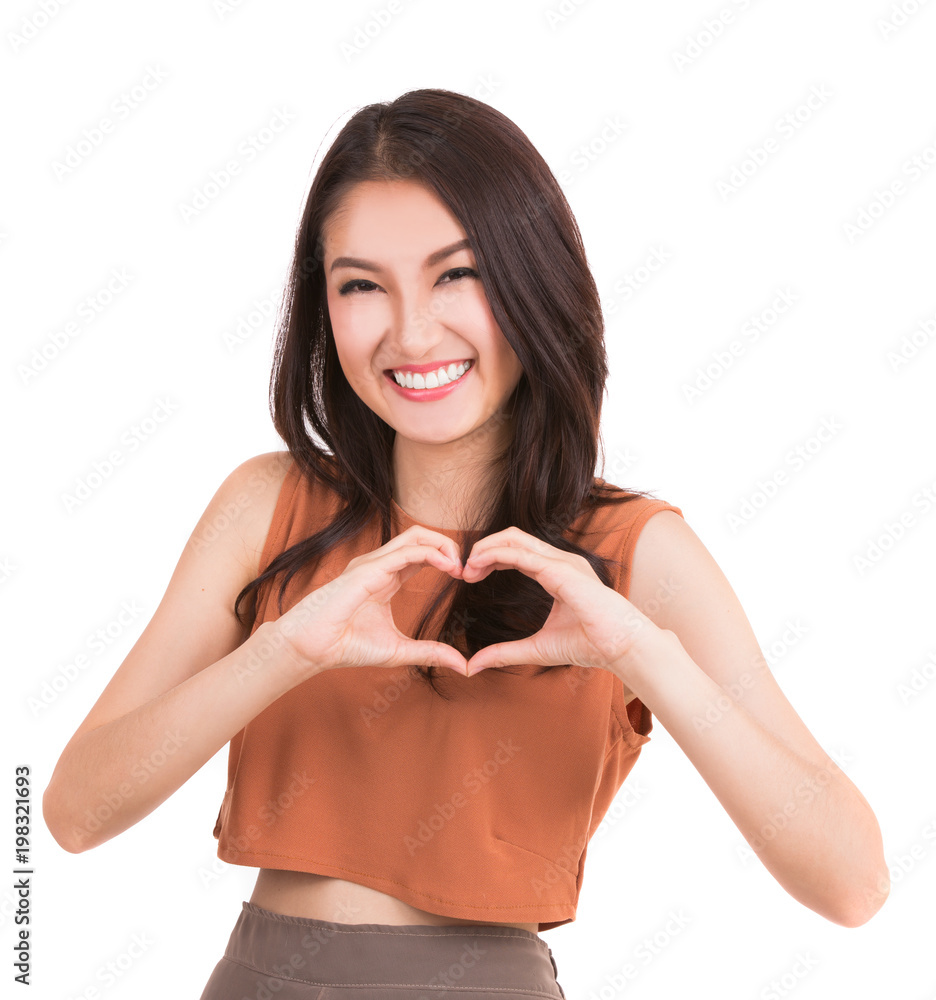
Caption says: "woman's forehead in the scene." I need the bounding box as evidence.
[323,181,468,260]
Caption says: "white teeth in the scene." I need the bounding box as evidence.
[392,360,471,390]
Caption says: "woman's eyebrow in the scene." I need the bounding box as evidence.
[329,238,472,274]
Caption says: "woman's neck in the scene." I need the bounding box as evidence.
[391,422,512,531]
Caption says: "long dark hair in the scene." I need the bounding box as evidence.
[234,88,656,697]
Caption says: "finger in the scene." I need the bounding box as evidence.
[396,526,463,568]
[364,544,462,590]
[390,545,461,576]
[397,639,469,676]
[466,529,550,561]
[463,544,559,584]
[466,638,544,676]
[377,526,464,568]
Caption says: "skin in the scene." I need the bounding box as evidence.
[323,177,525,530]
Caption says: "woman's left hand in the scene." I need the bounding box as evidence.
[457,526,662,677]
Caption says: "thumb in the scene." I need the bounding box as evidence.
[399,640,469,677]
[466,639,542,676]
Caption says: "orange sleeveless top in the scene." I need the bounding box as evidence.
[212,456,684,931]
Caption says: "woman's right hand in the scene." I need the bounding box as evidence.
[271,525,469,677]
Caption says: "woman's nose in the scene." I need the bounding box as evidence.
[388,290,446,360]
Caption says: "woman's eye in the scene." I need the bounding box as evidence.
[439,267,478,283]
[338,279,378,295]
[337,268,477,296]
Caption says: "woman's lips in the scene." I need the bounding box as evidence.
[384,361,474,401]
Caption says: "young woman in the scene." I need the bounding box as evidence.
[43,89,889,999]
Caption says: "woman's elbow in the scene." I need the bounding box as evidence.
[42,785,89,855]
[834,869,891,928]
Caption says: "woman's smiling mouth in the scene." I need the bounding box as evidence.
[384,360,474,399]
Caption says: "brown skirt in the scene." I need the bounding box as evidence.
[198,901,567,1000]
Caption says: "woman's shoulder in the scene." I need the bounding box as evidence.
[216,451,296,579]
[224,450,296,509]
[227,450,352,575]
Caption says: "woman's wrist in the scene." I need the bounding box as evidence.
[610,625,687,692]
[247,620,323,686]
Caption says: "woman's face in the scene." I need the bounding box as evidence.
[322,178,524,451]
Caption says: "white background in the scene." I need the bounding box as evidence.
[3,1,935,997]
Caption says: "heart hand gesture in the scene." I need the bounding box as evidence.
[271,523,663,683]
[459,526,661,677]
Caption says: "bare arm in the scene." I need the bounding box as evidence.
[625,511,889,927]
[42,451,301,853]
[43,620,311,853]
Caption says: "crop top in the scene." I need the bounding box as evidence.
[212,455,685,931]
